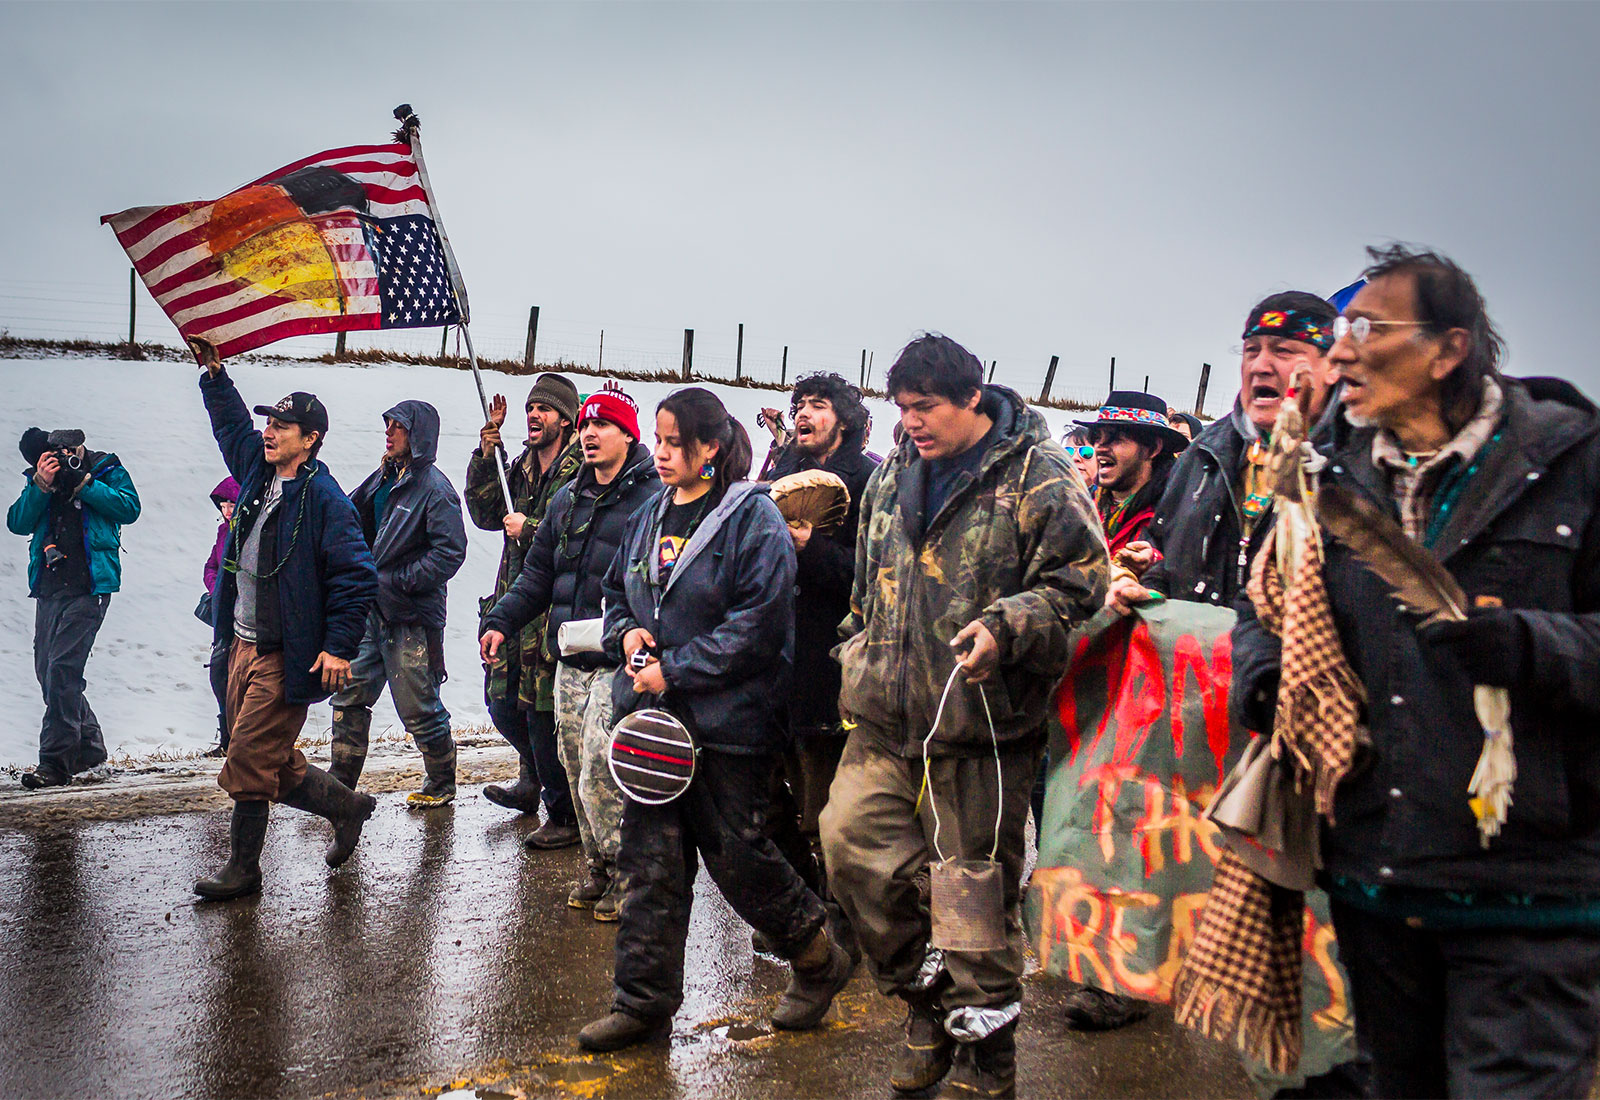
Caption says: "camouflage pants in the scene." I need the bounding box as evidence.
[554,662,623,867]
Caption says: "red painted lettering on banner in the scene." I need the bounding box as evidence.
[1170,629,1234,785]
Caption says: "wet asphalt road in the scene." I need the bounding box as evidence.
[0,782,1250,1099]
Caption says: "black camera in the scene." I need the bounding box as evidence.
[629,646,657,672]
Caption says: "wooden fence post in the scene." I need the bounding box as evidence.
[988,360,996,383]
[1108,356,1116,393]
[1143,374,1149,393]
[781,345,788,385]
[735,323,744,381]
[1194,362,1211,416]
[1039,355,1060,402]
[682,329,694,381]
[127,268,136,349]
[865,351,874,389]
[440,327,449,359]
[524,306,540,369]
[859,350,866,388]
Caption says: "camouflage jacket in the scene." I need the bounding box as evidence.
[465,435,583,710]
[838,385,1109,755]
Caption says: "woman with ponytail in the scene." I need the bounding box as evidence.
[579,387,853,1051]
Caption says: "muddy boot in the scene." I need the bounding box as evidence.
[194,800,269,900]
[1061,985,1149,1031]
[328,705,371,790]
[772,929,854,1030]
[568,862,608,910]
[484,755,543,813]
[523,819,581,850]
[406,741,456,808]
[594,867,623,922]
[279,764,378,867]
[891,994,955,1093]
[577,1010,671,1052]
[937,1022,1017,1099]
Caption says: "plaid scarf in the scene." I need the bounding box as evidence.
[1172,526,1365,1075]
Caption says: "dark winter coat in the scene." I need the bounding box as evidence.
[837,385,1109,755]
[1141,404,1266,607]
[8,450,141,595]
[1233,377,1600,894]
[349,401,468,629]
[484,443,660,671]
[466,435,583,709]
[200,369,378,707]
[602,482,797,754]
[766,441,880,737]
[204,476,240,592]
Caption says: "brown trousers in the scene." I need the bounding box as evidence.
[820,724,1039,1013]
[219,639,309,802]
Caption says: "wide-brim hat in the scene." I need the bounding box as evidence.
[1073,390,1190,453]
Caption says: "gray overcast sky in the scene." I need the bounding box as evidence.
[3,1,1598,410]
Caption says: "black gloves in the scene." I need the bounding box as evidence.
[1419,608,1528,687]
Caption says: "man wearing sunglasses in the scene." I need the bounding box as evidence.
[1110,291,1339,616]
[466,373,585,848]
[1072,391,1189,557]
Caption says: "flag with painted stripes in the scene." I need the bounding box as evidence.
[101,142,463,359]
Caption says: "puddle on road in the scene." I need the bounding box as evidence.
[711,1021,773,1042]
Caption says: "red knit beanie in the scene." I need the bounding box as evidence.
[578,390,640,442]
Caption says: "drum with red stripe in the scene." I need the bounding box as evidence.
[607,708,698,804]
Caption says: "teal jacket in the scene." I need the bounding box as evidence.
[7,452,141,595]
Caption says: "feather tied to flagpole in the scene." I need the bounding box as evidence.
[1315,483,1515,847]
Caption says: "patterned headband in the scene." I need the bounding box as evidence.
[1094,406,1172,430]
[1242,308,1334,351]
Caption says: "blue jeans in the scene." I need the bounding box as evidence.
[331,610,453,754]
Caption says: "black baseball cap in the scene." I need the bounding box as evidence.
[253,392,330,436]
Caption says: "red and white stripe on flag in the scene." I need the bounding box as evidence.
[102,142,460,359]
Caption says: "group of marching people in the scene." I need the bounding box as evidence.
[12,240,1600,1098]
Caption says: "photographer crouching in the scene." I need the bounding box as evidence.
[7,427,141,789]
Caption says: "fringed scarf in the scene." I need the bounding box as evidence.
[1171,525,1365,1075]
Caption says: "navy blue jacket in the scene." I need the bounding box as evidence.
[349,400,467,629]
[1234,377,1600,894]
[602,482,797,753]
[201,370,378,706]
[485,442,660,671]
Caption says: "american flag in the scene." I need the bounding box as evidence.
[101,142,463,359]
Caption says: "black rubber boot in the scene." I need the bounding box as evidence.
[1061,985,1149,1031]
[891,994,955,1094]
[20,767,71,790]
[328,705,371,789]
[279,764,378,867]
[484,755,542,813]
[577,1009,671,1052]
[772,929,854,1030]
[937,1021,1017,1099]
[407,741,456,808]
[194,800,269,900]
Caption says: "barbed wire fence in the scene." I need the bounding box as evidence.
[0,274,1217,415]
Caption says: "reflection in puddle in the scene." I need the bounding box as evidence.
[713,1021,773,1042]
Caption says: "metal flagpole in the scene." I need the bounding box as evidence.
[393,103,514,514]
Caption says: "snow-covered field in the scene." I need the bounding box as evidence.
[0,356,1086,766]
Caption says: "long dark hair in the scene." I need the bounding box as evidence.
[657,387,752,494]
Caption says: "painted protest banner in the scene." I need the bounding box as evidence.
[1023,600,1356,1092]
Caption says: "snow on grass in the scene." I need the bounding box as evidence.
[0,356,1087,765]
